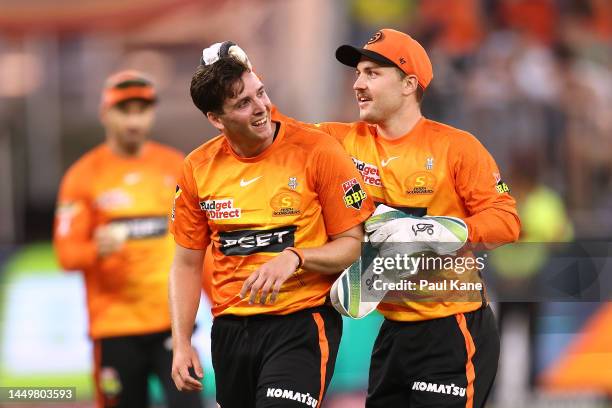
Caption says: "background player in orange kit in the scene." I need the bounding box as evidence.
[168,46,374,407]
[53,70,203,408]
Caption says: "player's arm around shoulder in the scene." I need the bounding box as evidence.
[449,130,521,245]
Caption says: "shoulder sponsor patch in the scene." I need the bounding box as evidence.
[342,178,367,209]
[493,173,510,194]
[55,202,82,236]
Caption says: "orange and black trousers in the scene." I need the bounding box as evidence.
[367,305,499,408]
[211,306,342,408]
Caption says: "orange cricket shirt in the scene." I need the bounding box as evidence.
[53,142,183,339]
[171,119,374,317]
[316,118,521,321]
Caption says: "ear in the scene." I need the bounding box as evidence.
[402,75,419,97]
[206,111,224,132]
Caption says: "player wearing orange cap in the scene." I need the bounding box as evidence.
[169,48,374,407]
[313,28,520,408]
[53,70,203,408]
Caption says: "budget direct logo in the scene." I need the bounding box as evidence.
[219,226,297,255]
[200,198,241,220]
[342,178,367,210]
[352,157,382,187]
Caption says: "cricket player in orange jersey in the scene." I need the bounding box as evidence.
[169,45,374,407]
[53,70,203,408]
[314,29,520,408]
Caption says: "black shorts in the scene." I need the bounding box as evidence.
[367,305,500,408]
[211,306,342,408]
[93,329,203,408]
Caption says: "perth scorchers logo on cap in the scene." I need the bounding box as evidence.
[341,178,367,210]
[367,31,384,45]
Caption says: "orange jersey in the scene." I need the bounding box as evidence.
[171,119,374,317]
[315,118,521,321]
[53,141,184,339]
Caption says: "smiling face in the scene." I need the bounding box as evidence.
[207,70,274,149]
[353,58,412,124]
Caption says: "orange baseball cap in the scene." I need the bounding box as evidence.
[100,70,157,109]
[336,28,433,89]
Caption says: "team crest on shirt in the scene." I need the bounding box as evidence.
[341,178,367,209]
[406,172,436,195]
[288,177,298,190]
[270,191,301,217]
[425,157,434,170]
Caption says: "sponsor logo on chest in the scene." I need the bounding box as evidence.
[200,198,242,220]
[219,225,296,255]
[352,157,382,187]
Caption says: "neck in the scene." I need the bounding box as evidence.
[226,122,277,158]
[107,136,144,157]
[375,103,422,140]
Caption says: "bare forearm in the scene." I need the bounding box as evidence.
[302,236,362,274]
[169,261,202,347]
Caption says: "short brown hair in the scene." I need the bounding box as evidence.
[190,57,250,115]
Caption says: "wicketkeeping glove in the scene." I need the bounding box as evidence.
[330,254,386,319]
[201,41,252,69]
[366,204,469,255]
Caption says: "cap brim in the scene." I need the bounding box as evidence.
[335,45,395,68]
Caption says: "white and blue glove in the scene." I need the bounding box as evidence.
[201,41,252,69]
[330,205,469,319]
[366,204,468,256]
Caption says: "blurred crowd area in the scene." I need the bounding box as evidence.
[0,0,610,244]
